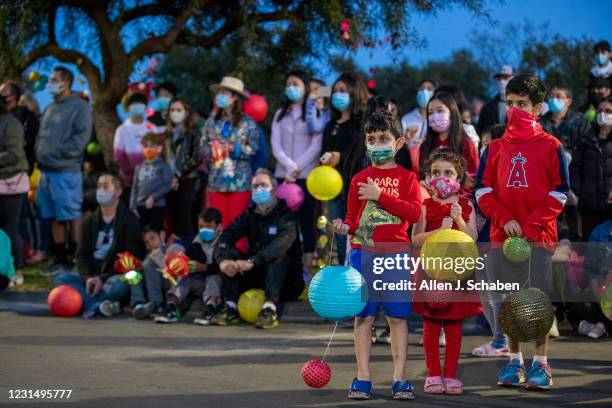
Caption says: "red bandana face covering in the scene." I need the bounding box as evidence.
[506,107,538,136]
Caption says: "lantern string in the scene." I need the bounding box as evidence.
[321,321,339,362]
[328,226,336,266]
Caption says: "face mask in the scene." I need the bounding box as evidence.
[507,107,538,135]
[596,53,609,66]
[497,79,509,95]
[366,143,396,164]
[331,92,350,111]
[156,97,171,111]
[285,86,304,102]
[198,227,216,242]
[428,112,451,132]
[170,110,186,124]
[96,189,115,206]
[547,98,565,114]
[252,187,272,205]
[128,103,146,118]
[47,82,63,96]
[596,111,612,127]
[216,94,231,109]
[429,175,460,199]
[142,147,159,161]
[416,89,434,108]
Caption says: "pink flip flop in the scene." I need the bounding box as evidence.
[424,376,444,394]
[443,377,464,395]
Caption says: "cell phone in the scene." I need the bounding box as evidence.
[320,152,332,164]
[316,86,331,98]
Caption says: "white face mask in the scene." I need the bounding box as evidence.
[170,110,186,124]
[596,111,612,127]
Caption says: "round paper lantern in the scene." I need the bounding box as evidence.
[28,71,40,82]
[34,79,46,91]
[420,280,452,309]
[503,236,531,263]
[601,286,612,321]
[308,265,367,320]
[237,288,265,323]
[276,183,304,211]
[302,359,331,388]
[244,94,268,123]
[48,285,83,317]
[420,229,479,281]
[86,141,102,156]
[499,288,554,342]
[306,166,343,201]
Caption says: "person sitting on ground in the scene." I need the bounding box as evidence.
[213,168,305,329]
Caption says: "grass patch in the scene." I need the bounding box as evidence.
[11,260,54,292]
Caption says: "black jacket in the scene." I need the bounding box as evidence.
[540,110,591,152]
[570,127,612,212]
[76,201,144,282]
[10,106,39,174]
[170,128,202,180]
[477,94,505,135]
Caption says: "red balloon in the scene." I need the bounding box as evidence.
[244,94,268,123]
[367,80,376,89]
[276,182,305,211]
[48,285,83,317]
[301,359,331,388]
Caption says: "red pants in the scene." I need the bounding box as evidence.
[206,191,251,253]
[423,317,462,378]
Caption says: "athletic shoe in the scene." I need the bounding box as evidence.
[377,327,391,344]
[154,306,179,323]
[525,361,553,390]
[40,263,69,277]
[194,303,218,326]
[211,304,241,326]
[497,359,526,387]
[99,300,121,317]
[578,320,596,336]
[472,341,510,357]
[132,302,156,320]
[255,306,279,329]
[8,273,24,287]
[587,322,608,339]
[548,316,560,338]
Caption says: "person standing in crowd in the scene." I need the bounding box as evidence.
[401,79,437,149]
[0,95,28,286]
[35,66,92,275]
[306,78,331,134]
[150,81,177,128]
[580,75,611,124]
[320,72,369,265]
[113,93,157,194]
[477,65,514,134]
[271,69,322,278]
[570,96,612,241]
[213,168,304,329]
[165,98,202,239]
[202,76,259,251]
[435,85,480,151]
[53,173,146,319]
[591,40,612,79]
[419,92,479,179]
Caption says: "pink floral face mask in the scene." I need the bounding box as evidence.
[429,175,460,198]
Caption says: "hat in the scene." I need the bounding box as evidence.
[209,76,247,99]
[494,65,514,78]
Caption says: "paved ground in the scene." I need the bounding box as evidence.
[0,304,611,407]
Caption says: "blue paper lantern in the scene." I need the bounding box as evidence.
[308,265,368,320]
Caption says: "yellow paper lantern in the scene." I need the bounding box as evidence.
[420,229,479,281]
[306,166,343,201]
[318,235,329,248]
[28,71,40,82]
[237,288,265,323]
[29,166,40,190]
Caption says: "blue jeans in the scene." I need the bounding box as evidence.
[327,196,347,265]
[54,272,145,316]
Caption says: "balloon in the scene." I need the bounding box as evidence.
[306,166,343,201]
[34,80,46,91]
[237,288,265,323]
[28,71,40,82]
[499,288,554,342]
[367,80,376,89]
[276,183,304,211]
[316,215,328,230]
[48,285,83,317]
[308,265,367,320]
[420,229,479,280]
[244,94,268,123]
[601,286,612,321]
[503,236,531,263]
[302,359,331,388]
[86,141,102,156]
[39,75,48,85]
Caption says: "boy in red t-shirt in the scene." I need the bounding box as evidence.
[333,110,422,400]
[475,74,570,391]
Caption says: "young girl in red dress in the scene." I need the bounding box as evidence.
[411,150,481,395]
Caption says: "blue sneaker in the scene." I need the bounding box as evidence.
[525,361,553,391]
[497,359,526,387]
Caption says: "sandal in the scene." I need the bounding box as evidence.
[348,378,372,400]
[392,380,415,400]
[424,376,444,394]
[443,377,464,395]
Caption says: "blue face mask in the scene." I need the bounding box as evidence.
[128,103,146,118]
[47,82,63,96]
[156,97,171,111]
[96,189,115,206]
[216,94,231,109]
[596,53,609,66]
[547,98,565,114]
[331,92,350,111]
[252,187,272,205]
[416,89,433,108]
[285,86,304,102]
[198,227,216,242]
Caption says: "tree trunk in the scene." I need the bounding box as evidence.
[92,101,121,164]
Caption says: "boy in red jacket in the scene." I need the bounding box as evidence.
[475,74,570,391]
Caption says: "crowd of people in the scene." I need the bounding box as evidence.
[0,37,611,398]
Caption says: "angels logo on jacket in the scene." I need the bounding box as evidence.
[506,152,528,188]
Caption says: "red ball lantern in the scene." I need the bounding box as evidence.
[48,285,83,317]
[301,359,331,388]
[244,94,268,123]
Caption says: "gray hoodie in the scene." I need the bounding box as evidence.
[129,157,173,209]
[36,93,92,172]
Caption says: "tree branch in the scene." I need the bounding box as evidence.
[48,3,58,44]
[120,2,182,24]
